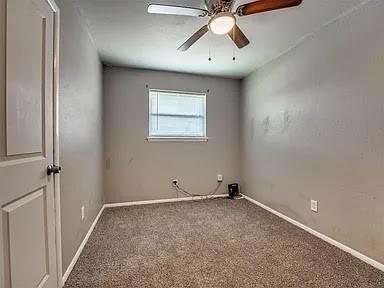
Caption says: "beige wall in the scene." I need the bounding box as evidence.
[240,0,384,264]
[104,67,240,203]
[56,0,104,273]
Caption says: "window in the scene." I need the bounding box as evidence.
[148,89,207,140]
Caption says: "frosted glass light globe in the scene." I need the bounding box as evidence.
[209,13,236,35]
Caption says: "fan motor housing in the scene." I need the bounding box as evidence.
[205,0,234,14]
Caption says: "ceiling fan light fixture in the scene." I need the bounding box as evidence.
[208,12,236,35]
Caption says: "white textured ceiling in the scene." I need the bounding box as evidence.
[76,0,366,78]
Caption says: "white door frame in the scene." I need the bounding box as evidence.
[46,0,63,286]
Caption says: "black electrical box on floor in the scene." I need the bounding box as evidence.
[228,183,239,199]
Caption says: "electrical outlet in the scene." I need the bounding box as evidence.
[217,174,223,182]
[81,206,85,220]
[310,200,318,213]
[172,179,178,186]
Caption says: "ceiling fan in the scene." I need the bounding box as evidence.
[148,0,303,51]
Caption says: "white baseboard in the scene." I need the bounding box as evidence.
[242,194,384,273]
[62,194,227,283]
[62,205,105,284]
[104,194,227,208]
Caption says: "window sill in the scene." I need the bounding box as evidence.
[146,136,208,142]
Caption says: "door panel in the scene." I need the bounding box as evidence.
[6,0,47,156]
[0,0,59,287]
[3,188,49,288]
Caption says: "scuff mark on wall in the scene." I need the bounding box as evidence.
[262,115,271,136]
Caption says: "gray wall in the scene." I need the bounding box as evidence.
[104,67,240,203]
[56,0,104,273]
[240,0,384,264]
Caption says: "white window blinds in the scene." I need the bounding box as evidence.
[149,90,206,138]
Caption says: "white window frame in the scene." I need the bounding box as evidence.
[147,89,208,142]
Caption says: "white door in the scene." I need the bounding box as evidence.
[0,0,59,287]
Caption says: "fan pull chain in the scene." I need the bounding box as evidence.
[208,45,212,62]
[232,47,236,61]
[232,28,236,61]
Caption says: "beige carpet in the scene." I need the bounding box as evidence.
[64,198,384,288]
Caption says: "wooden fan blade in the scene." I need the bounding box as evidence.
[178,25,209,51]
[228,25,250,49]
[236,0,302,16]
[148,4,208,17]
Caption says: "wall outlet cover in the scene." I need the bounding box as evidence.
[311,200,318,213]
[81,206,85,220]
[217,174,223,182]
